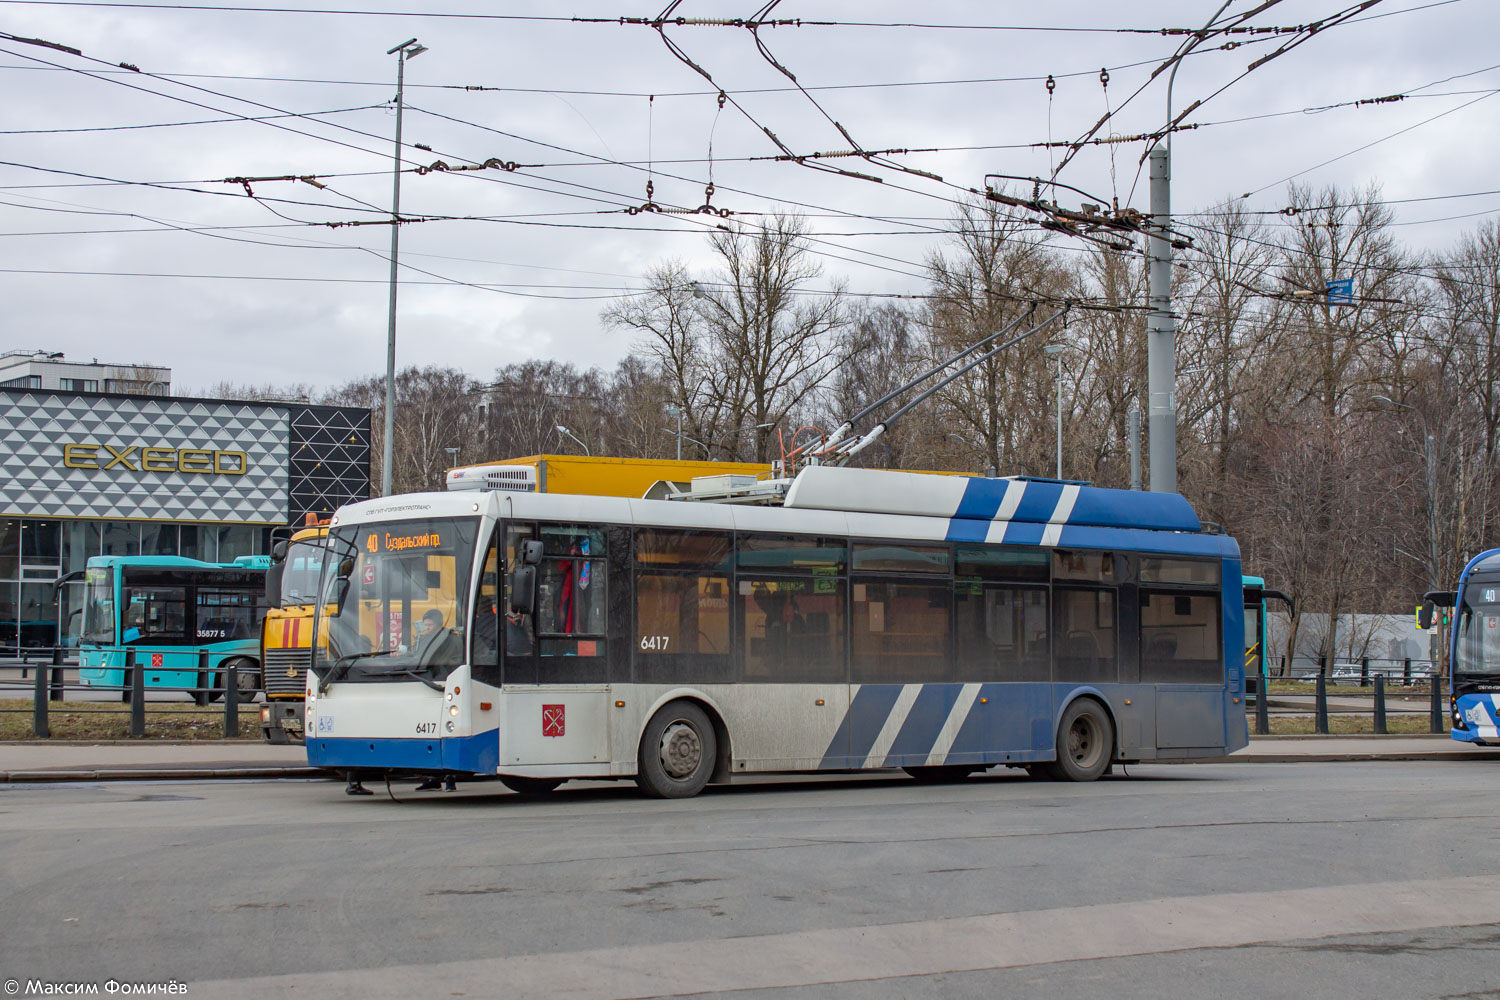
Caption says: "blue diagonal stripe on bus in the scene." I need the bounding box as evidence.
[884,683,965,763]
[947,683,1054,759]
[821,684,906,767]
[945,517,991,543]
[1002,522,1047,546]
[952,477,1007,521]
[1011,481,1064,522]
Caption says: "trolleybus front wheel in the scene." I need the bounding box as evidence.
[500,775,565,797]
[1046,698,1114,782]
[636,700,716,799]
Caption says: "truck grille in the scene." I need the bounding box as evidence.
[263,648,311,698]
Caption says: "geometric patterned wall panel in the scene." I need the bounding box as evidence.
[0,389,290,524]
[288,404,372,521]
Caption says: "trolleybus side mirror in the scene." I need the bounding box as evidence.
[521,540,543,566]
[271,539,288,562]
[508,565,536,616]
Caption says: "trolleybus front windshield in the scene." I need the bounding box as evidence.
[313,518,478,684]
[1456,577,1500,679]
[81,566,115,645]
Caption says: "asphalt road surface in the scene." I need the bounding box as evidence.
[1,762,1497,999]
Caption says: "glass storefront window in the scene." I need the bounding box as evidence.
[0,581,17,652]
[101,521,140,558]
[62,521,101,575]
[0,521,18,579]
[19,582,58,649]
[141,524,178,556]
[179,525,204,562]
[20,520,60,569]
[215,524,259,562]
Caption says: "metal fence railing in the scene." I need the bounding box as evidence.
[1249,669,1448,737]
[0,647,255,739]
[1263,655,1438,683]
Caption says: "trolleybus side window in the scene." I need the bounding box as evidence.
[738,535,848,683]
[1052,550,1118,684]
[1139,558,1222,684]
[528,524,609,683]
[536,525,607,647]
[852,542,952,684]
[954,545,1050,683]
[634,529,732,684]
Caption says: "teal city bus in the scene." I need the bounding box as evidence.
[1242,575,1292,693]
[76,555,270,703]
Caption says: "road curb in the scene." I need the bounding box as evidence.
[1206,751,1500,764]
[0,766,331,783]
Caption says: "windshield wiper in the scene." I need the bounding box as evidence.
[391,668,444,692]
[317,649,394,693]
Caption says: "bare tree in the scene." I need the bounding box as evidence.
[606,212,849,462]
[925,197,1069,476]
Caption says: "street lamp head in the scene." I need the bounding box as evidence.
[406,44,428,59]
[555,425,570,434]
[386,37,419,55]
[665,405,680,417]
[690,281,707,300]
[1043,344,1066,355]
[1371,394,1395,406]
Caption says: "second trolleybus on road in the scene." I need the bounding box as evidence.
[305,467,1249,796]
[1424,549,1500,743]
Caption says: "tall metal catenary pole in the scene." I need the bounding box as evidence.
[1146,2,1228,493]
[1146,144,1175,494]
[382,38,425,497]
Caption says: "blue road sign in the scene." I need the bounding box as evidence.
[1326,278,1355,305]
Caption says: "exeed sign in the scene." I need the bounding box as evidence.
[61,443,248,475]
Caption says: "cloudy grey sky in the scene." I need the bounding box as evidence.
[0,0,1491,392]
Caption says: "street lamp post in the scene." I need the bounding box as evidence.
[1044,344,1066,479]
[381,37,427,498]
[556,424,590,456]
[666,405,682,461]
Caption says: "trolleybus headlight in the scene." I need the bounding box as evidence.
[446,720,455,733]
[446,692,453,702]
[449,705,459,717]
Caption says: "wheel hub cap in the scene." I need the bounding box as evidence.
[1069,719,1097,765]
[660,721,702,778]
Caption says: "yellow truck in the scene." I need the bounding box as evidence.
[444,454,774,499]
[259,515,328,743]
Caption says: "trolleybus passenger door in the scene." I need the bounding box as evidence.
[500,523,612,766]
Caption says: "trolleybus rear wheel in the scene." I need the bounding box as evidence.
[1048,698,1113,782]
[207,658,260,705]
[636,700,716,799]
[500,776,565,797]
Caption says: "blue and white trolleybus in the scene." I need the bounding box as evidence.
[306,467,1249,796]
